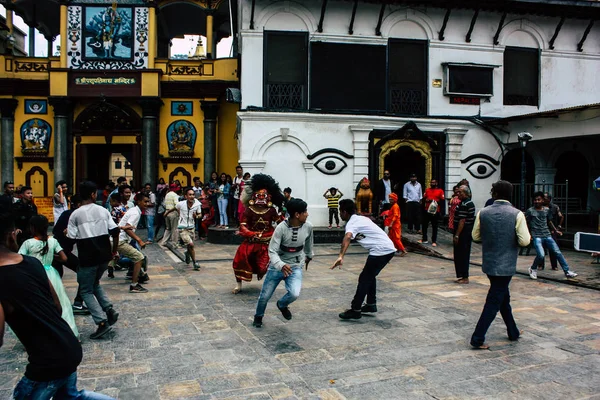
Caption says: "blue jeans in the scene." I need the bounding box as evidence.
[13,372,114,399]
[218,198,228,226]
[471,275,520,347]
[531,236,569,272]
[255,264,303,317]
[77,263,112,325]
[146,215,155,242]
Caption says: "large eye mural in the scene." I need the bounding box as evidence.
[307,148,354,175]
[461,154,499,179]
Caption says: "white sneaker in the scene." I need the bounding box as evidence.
[565,271,578,278]
[528,267,537,280]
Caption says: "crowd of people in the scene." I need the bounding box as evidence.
[0,165,587,397]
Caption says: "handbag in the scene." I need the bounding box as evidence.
[427,200,438,215]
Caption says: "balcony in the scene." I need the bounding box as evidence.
[155,58,238,82]
[0,56,53,80]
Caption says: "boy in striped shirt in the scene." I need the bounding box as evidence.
[323,187,344,229]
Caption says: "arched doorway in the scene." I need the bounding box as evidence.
[73,100,142,189]
[555,151,589,211]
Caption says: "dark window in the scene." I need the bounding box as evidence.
[264,31,308,109]
[447,66,493,96]
[504,47,539,106]
[310,42,386,111]
[388,39,428,116]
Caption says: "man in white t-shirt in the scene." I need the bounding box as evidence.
[177,187,202,270]
[118,192,151,293]
[331,199,396,320]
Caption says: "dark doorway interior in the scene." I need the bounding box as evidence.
[384,146,426,222]
[79,144,136,188]
[555,151,589,210]
[500,148,535,183]
[385,146,426,186]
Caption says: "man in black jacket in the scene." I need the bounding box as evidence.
[13,185,38,246]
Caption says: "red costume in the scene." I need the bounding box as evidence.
[232,174,284,283]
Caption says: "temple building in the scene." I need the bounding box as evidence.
[236,0,600,227]
[0,0,239,221]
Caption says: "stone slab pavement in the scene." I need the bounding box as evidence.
[1,240,600,400]
[403,229,600,290]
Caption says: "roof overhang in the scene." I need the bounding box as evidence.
[344,0,600,20]
[486,103,600,124]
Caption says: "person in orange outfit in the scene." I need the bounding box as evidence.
[388,193,407,256]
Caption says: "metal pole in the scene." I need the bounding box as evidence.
[565,179,569,232]
[520,145,526,210]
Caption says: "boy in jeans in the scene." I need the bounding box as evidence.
[526,191,577,280]
[253,199,314,328]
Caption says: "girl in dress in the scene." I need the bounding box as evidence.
[18,215,79,337]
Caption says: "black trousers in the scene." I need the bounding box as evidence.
[453,227,473,279]
[328,208,339,225]
[351,252,395,310]
[471,275,520,346]
[405,202,421,231]
[422,212,439,243]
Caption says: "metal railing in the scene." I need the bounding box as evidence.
[389,88,426,115]
[510,180,588,232]
[265,83,305,109]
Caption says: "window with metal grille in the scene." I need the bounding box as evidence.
[310,42,386,111]
[388,39,428,116]
[504,47,539,106]
[263,31,308,110]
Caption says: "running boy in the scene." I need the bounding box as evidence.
[253,199,314,328]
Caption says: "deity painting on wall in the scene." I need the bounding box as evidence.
[24,99,48,115]
[167,120,197,155]
[20,119,52,154]
[83,5,134,60]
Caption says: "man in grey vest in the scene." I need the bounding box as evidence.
[470,180,531,349]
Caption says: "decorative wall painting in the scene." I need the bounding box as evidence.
[21,119,52,154]
[171,101,193,116]
[167,120,197,155]
[83,5,134,60]
[24,99,48,115]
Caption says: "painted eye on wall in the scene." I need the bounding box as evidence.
[461,153,500,180]
[307,148,354,176]
[466,160,497,179]
[314,156,348,175]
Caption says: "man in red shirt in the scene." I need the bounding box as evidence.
[419,179,445,247]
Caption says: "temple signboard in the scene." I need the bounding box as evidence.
[68,71,141,96]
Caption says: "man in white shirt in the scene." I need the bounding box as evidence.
[53,180,69,224]
[118,192,150,293]
[331,199,396,320]
[402,173,423,234]
[177,188,202,270]
[232,165,244,225]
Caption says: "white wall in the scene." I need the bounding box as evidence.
[239,0,600,114]
[238,112,497,225]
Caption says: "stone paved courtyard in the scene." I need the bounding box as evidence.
[1,242,600,399]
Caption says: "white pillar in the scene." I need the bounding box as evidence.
[444,127,468,198]
[349,125,372,188]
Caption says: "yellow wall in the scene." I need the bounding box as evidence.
[158,99,205,185]
[217,100,240,175]
[13,96,54,198]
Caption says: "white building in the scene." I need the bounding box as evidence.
[235,0,600,226]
